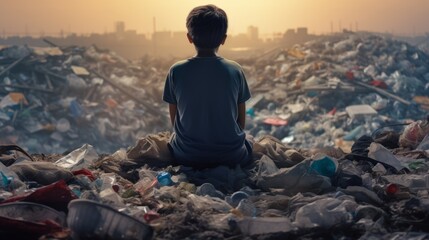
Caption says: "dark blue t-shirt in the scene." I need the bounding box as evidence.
[163,56,251,167]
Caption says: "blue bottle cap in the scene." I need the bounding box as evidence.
[157,172,173,186]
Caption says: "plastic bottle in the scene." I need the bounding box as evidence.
[99,173,124,207]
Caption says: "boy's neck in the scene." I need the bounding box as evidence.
[195,48,219,57]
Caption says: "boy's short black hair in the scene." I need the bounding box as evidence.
[186,4,228,49]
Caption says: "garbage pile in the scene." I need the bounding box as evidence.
[2,33,428,155]
[0,116,429,239]
[1,32,429,240]
[0,44,169,154]
[243,32,429,151]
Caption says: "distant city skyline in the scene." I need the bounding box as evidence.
[1,0,429,38]
[1,21,427,40]
[0,21,290,39]
[1,18,427,60]
[0,20,317,59]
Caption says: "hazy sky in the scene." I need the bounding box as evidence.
[1,0,428,37]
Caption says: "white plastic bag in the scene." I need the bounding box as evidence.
[54,144,98,171]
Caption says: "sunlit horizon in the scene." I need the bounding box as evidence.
[0,0,429,37]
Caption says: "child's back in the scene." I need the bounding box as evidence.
[163,5,252,168]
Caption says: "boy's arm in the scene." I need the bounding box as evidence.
[237,102,246,130]
[169,104,177,126]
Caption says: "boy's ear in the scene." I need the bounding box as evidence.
[221,34,227,45]
[186,33,193,44]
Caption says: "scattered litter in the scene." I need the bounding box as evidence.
[0,32,428,239]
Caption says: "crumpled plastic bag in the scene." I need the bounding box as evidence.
[255,157,331,195]
[399,120,429,149]
[294,197,358,228]
[367,142,405,172]
[9,161,73,185]
[126,132,173,167]
[253,135,302,168]
[54,144,98,171]
[0,162,25,191]
[187,194,231,213]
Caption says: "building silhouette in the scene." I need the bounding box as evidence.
[0,23,323,59]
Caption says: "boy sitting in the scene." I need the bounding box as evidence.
[163,4,253,169]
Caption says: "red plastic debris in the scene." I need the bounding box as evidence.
[327,107,337,116]
[72,168,96,181]
[105,98,118,108]
[0,180,77,212]
[112,184,120,193]
[370,80,388,89]
[143,210,160,223]
[345,71,354,80]
[386,183,398,195]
